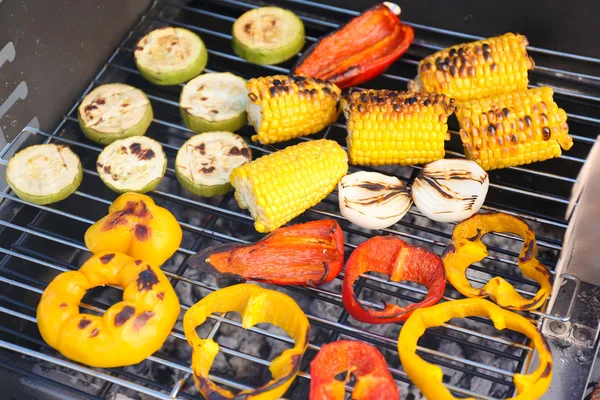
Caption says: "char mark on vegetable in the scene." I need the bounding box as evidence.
[134,224,150,241]
[99,253,115,264]
[133,311,154,331]
[78,318,92,329]
[114,306,136,327]
[137,266,160,291]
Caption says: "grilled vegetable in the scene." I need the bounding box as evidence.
[343,89,456,166]
[443,213,552,310]
[293,3,414,89]
[184,284,309,400]
[399,299,552,400]
[338,171,411,230]
[37,252,180,368]
[230,139,348,233]
[134,27,207,85]
[232,7,305,65]
[310,340,399,400]
[456,87,572,170]
[412,159,489,223]
[85,193,182,267]
[188,220,344,286]
[78,83,153,145]
[96,136,167,194]
[246,75,341,144]
[180,72,248,133]
[342,236,445,324]
[175,132,252,197]
[7,144,82,205]
[409,33,535,103]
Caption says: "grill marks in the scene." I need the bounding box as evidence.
[115,306,136,327]
[129,142,156,161]
[102,200,152,242]
[137,266,160,291]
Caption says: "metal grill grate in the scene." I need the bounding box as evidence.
[0,0,599,399]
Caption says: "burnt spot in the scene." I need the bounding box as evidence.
[241,147,251,158]
[511,134,519,144]
[195,143,206,155]
[524,115,532,127]
[139,149,155,161]
[60,302,68,309]
[135,260,143,265]
[84,104,98,112]
[248,93,258,102]
[96,162,103,169]
[121,103,129,108]
[157,292,165,301]
[103,165,112,174]
[542,127,551,140]
[228,147,242,156]
[244,23,252,33]
[540,362,552,379]
[502,107,510,117]
[89,328,100,338]
[78,318,92,329]
[115,306,135,327]
[273,79,282,86]
[201,166,216,174]
[129,143,142,155]
[487,124,496,135]
[467,228,482,242]
[137,266,160,291]
[134,224,151,241]
[442,243,456,257]
[100,253,115,264]
[210,110,219,114]
[200,97,207,101]
[135,45,144,52]
[133,311,154,331]
[119,146,127,154]
[519,242,535,263]
[96,98,106,105]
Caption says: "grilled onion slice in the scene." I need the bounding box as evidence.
[338,171,411,230]
[412,159,489,223]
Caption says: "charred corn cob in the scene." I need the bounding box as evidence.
[409,33,535,103]
[230,139,348,233]
[456,87,573,170]
[343,90,456,166]
[246,75,342,144]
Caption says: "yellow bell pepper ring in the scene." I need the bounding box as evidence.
[442,212,552,310]
[84,192,182,267]
[398,298,552,400]
[37,251,180,368]
[183,284,310,400]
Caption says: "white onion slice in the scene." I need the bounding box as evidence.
[338,171,412,230]
[412,159,489,223]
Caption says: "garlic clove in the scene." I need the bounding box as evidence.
[338,171,412,230]
[412,159,489,223]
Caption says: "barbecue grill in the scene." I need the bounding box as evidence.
[1,1,599,399]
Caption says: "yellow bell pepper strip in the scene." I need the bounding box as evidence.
[84,192,182,267]
[183,284,310,400]
[37,251,180,368]
[398,298,553,400]
[310,340,399,400]
[442,213,552,311]
[342,236,446,324]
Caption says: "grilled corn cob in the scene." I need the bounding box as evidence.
[230,139,348,233]
[343,90,456,166]
[456,87,572,170]
[246,75,342,144]
[409,33,535,103]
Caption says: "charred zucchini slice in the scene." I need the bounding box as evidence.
[175,132,252,197]
[96,136,167,194]
[6,144,82,205]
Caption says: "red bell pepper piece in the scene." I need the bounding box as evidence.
[188,220,344,286]
[310,340,399,400]
[342,236,445,324]
[293,3,414,89]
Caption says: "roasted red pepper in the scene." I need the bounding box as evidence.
[342,236,445,324]
[310,340,399,400]
[188,220,344,286]
[292,3,414,89]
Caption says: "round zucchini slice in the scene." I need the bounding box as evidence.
[96,136,167,194]
[78,83,153,145]
[135,27,208,85]
[6,144,82,205]
[232,7,305,65]
[180,72,249,133]
[175,132,252,197]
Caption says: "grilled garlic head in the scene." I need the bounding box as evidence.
[412,159,489,223]
[338,171,412,230]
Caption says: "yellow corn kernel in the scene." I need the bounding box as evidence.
[456,87,573,170]
[230,139,348,233]
[343,90,456,166]
[246,75,342,145]
[410,33,535,103]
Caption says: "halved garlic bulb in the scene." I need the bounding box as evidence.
[412,159,489,223]
[338,171,412,230]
